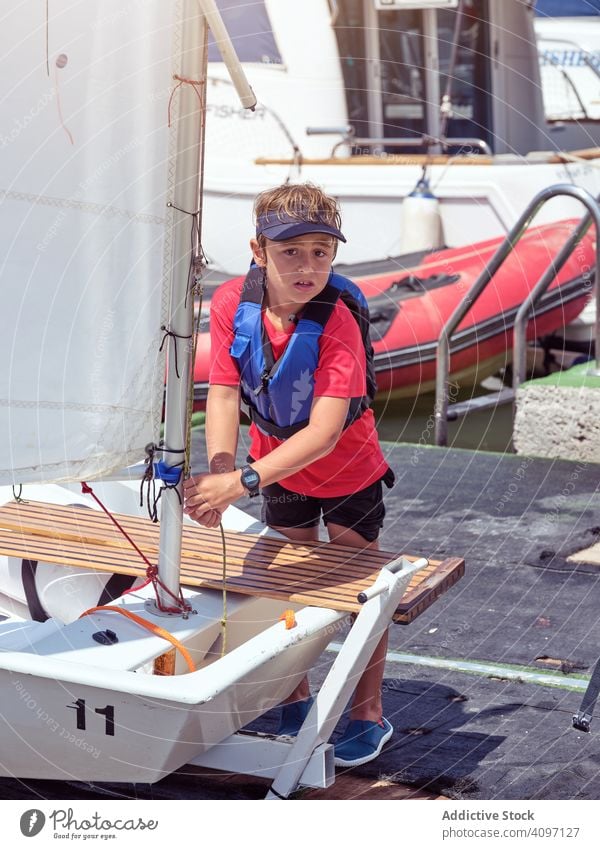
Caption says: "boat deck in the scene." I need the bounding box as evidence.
[0,501,462,623]
[1,435,599,800]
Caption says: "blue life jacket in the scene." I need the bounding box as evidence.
[230,265,376,439]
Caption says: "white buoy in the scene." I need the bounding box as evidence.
[399,171,444,254]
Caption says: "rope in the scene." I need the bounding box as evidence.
[165,42,222,627]
[80,481,191,615]
[140,444,185,523]
[267,786,288,800]
[160,202,207,478]
[140,445,161,523]
[218,522,227,656]
[54,58,74,146]
[163,198,229,647]
[81,482,154,571]
[167,74,205,128]
[206,75,302,182]
[159,326,192,380]
[184,251,204,475]
[79,606,196,673]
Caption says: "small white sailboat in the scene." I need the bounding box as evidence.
[0,0,461,797]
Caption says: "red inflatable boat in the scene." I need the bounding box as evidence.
[193,219,594,406]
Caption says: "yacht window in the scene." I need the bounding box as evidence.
[379,9,426,134]
[437,1,492,143]
[207,1,282,64]
[334,0,492,152]
[332,0,371,139]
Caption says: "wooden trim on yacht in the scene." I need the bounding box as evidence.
[255,147,600,167]
[255,154,494,166]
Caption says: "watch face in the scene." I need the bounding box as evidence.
[242,467,260,490]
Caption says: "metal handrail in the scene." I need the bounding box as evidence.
[512,192,600,391]
[329,133,492,157]
[306,125,353,136]
[306,123,492,158]
[434,184,600,446]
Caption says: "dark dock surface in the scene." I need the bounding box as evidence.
[2,435,599,801]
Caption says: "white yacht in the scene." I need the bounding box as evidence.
[202,0,600,275]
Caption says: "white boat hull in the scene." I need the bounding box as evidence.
[0,482,345,783]
[0,601,342,783]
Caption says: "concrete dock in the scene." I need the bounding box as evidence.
[515,361,600,462]
[1,434,599,800]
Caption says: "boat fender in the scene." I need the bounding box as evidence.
[399,172,444,254]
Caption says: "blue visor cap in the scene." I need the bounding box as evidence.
[256,211,346,243]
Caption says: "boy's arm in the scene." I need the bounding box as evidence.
[184,383,240,527]
[250,395,349,485]
[183,394,349,517]
[205,383,240,474]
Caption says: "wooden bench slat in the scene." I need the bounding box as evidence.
[0,522,394,586]
[0,523,437,597]
[0,501,464,621]
[0,528,408,605]
[0,501,395,569]
[3,499,395,558]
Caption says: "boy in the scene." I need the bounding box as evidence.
[183,183,395,767]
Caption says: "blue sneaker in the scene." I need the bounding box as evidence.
[333,717,393,767]
[276,696,314,737]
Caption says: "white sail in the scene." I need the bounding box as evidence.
[0,1,175,484]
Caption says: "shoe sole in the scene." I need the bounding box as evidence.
[333,721,394,768]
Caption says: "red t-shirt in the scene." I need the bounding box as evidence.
[209,277,388,497]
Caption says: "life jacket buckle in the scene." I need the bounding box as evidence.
[253,369,271,396]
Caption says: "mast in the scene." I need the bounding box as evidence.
[155,0,255,613]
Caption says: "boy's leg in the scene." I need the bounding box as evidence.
[271,524,319,544]
[326,522,387,723]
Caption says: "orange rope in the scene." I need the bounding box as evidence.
[279,609,296,630]
[80,606,196,673]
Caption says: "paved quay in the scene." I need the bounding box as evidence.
[1,435,599,801]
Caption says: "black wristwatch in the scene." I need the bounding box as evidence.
[240,465,261,497]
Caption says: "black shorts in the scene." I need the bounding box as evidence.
[259,468,395,544]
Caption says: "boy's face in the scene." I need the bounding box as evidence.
[250,233,336,310]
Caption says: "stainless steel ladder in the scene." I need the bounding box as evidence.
[434,183,600,446]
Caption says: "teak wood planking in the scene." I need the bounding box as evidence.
[0,501,464,623]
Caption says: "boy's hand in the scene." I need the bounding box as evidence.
[183,471,244,526]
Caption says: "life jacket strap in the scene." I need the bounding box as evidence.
[249,406,309,439]
[248,395,366,440]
